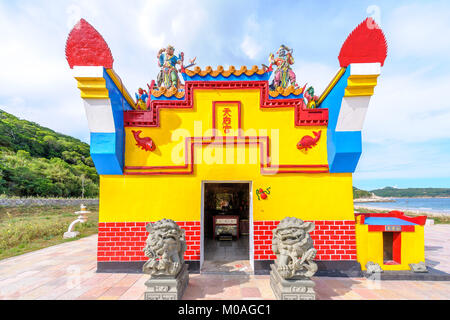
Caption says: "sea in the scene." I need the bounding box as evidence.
[357,197,450,215]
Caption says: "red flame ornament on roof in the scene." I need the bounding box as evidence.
[65,19,114,69]
[338,17,388,68]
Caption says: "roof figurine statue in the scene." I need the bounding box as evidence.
[156,45,196,90]
[269,44,298,91]
[304,86,319,109]
[135,88,149,110]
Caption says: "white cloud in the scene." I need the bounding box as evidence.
[363,68,450,143]
[241,35,262,60]
[293,61,337,95]
[386,2,450,58]
[240,14,263,59]
[137,0,209,52]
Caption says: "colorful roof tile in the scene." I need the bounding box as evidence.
[151,86,186,99]
[269,85,304,98]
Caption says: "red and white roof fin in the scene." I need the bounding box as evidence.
[65,18,114,69]
[338,17,388,68]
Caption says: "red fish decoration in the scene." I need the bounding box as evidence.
[132,130,156,152]
[297,131,321,151]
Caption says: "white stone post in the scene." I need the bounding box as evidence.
[63,204,90,239]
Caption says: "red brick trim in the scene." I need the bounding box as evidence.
[98,219,357,263]
[97,221,200,262]
[253,220,357,261]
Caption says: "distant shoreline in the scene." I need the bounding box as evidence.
[355,196,450,202]
[354,205,449,217]
[354,197,394,203]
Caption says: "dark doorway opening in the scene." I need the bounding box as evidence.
[383,232,393,262]
[202,182,251,273]
[383,232,401,265]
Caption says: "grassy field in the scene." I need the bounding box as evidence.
[0,204,99,260]
[355,207,450,224]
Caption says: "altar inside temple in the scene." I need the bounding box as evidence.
[203,183,250,264]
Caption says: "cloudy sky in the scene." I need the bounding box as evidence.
[1,0,449,190]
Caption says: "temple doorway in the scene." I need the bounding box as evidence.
[200,182,253,274]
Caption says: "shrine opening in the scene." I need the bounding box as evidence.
[202,182,251,273]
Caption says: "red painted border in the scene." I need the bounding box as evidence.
[355,211,426,226]
[125,108,328,175]
[124,135,329,175]
[123,81,328,128]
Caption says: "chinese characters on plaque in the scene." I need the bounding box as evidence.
[215,102,240,136]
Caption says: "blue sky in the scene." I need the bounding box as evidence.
[0,0,449,190]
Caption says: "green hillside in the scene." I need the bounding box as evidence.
[371,187,450,198]
[0,109,98,197]
[353,187,373,199]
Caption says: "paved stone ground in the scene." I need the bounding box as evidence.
[0,225,449,300]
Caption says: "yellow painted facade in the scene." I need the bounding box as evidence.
[125,90,328,168]
[355,216,425,271]
[99,172,354,223]
[99,88,355,223]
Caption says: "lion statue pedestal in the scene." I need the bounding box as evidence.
[270,217,318,300]
[142,219,189,300]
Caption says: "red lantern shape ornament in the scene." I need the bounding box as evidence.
[132,130,156,152]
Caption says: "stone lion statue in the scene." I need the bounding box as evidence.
[142,219,187,277]
[272,217,318,279]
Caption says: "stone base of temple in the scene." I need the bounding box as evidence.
[255,260,362,277]
[270,264,316,300]
[144,264,189,300]
[362,267,450,281]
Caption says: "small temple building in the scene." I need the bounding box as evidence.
[65,17,426,275]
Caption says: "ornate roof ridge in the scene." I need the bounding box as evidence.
[151,83,305,99]
[338,17,388,67]
[184,65,267,77]
[151,86,186,99]
[269,85,304,97]
[65,18,114,69]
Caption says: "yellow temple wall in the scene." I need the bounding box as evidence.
[99,88,354,223]
[124,89,328,168]
[99,170,354,223]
